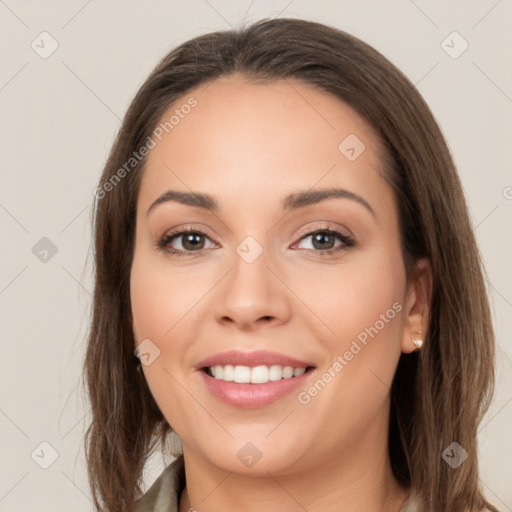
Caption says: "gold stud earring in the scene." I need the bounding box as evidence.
[412,330,423,351]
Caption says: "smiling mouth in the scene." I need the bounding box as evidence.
[202,364,316,384]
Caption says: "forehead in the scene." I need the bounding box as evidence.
[138,76,390,214]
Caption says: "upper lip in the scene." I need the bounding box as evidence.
[196,350,315,369]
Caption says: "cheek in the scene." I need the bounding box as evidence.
[130,253,198,428]
[130,251,205,343]
[305,253,406,401]
[302,253,405,348]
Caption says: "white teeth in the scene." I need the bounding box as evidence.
[222,364,234,381]
[234,365,251,383]
[293,367,306,377]
[269,365,283,381]
[214,365,223,379]
[208,364,308,383]
[251,365,269,384]
[282,366,294,379]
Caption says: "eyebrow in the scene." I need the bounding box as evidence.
[146,187,376,218]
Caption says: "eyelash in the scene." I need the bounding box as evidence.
[156,224,355,257]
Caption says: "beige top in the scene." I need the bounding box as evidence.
[135,456,422,512]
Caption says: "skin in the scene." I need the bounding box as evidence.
[130,74,432,512]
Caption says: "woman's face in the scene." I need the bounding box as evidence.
[130,75,423,475]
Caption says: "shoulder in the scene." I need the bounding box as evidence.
[135,457,185,512]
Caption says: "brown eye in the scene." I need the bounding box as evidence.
[174,232,206,251]
[294,227,355,255]
[157,227,215,256]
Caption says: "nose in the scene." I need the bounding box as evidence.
[213,248,291,331]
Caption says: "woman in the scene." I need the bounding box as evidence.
[83,18,498,512]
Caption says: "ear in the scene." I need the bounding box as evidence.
[401,258,432,354]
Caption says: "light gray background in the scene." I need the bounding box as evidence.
[1,1,511,510]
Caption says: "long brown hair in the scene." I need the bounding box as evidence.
[83,18,497,512]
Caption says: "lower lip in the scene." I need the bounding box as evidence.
[198,369,314,408]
